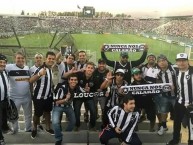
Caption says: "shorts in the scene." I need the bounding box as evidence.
[33,97,53,117]
[154,94,176,114]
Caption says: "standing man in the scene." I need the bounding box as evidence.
[73,62,96,131]
[131,67,156,132]
[0,54,9,145]
[167,53,193,145]
[30,51,55,139]
[156,54,177,135]
[6,52,32,134]
[52,73,78,145]
[99,95,141,145]
[101,44,148,84]
[93,58,109,120]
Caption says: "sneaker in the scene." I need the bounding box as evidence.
[0,140,5,145]
[38,125,44,131]
[55,140,62,145]
[31,130,37,139]
[6,129,16,135]
[45,129,55,135]
[166,139,179,145]
[84,113,89,123]
[25,129,32,132]
[157,126,164,135]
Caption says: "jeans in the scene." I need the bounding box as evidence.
[0,100,7,140]
[52,105,75,141]
[73,99,96,128]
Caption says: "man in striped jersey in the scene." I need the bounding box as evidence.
[55,51,76,83]
[167,53,193,145]
[52,73,79,145]
[156,54,177,136]
[6,52,32,134]
[29,51,56,139]
[100,69,128,129]
[0,54,8,145]
[99,95,141,145]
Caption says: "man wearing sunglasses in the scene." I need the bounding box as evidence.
[100,69,128,128]
[101,45,148,84]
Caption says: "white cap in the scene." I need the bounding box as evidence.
[35,53,43,58]
[176,53,188,60]
[115,69,125,74]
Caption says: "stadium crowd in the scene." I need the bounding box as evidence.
[0,16,193,40]
[1,43,193,145]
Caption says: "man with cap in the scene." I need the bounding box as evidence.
[100,68,128,128]
[131,67,156,132]
[93,58,109,122]
[167,53,193,145]
[101,45,148,84]
[156,54,177,136]
[0,54,9,145]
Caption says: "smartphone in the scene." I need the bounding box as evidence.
[60,46,66,56]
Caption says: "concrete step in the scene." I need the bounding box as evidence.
[4,130,174,144]
[16,120,159,131]
[5,144,188,145]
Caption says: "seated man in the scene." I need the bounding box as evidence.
[52,73,79,145]
[99,95,142,145]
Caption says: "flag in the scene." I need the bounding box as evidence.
[77,5,81,9]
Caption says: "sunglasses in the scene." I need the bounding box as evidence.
[116,73,124,77]
[122,56,128,59]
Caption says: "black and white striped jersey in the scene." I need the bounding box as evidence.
[108,105,139,143]
[54,83,80,107]
[157,65,177,97]
[74,61,87,70]
[57,61,73,83]
[0,70,9,101]
[177,67,193,106]
[106,80,128,108]
[33,65,53,100]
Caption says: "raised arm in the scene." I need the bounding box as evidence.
[101,45,115,67]
[131,44,148,67]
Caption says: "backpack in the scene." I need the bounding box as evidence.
[6,99,19,123]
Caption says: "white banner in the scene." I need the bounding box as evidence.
[121,83,172,95]
[103,43,145,52]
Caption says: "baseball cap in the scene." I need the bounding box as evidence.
[115,69,125,74]
[35,53,43,58]
[120,52,128,57]
[157,54,168,61]
[98,58,106,64]
[131,67,141,75]
[147,53,156,59]
[0,54,7,62]
[176,53,188,60]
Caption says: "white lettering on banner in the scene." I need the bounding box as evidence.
[103,43,145,52]
[121,83,172,95]
[74,92,104,98]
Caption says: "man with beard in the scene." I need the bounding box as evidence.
[93,59,109,122]
[131,67,156,132]
[101,45,148,84]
